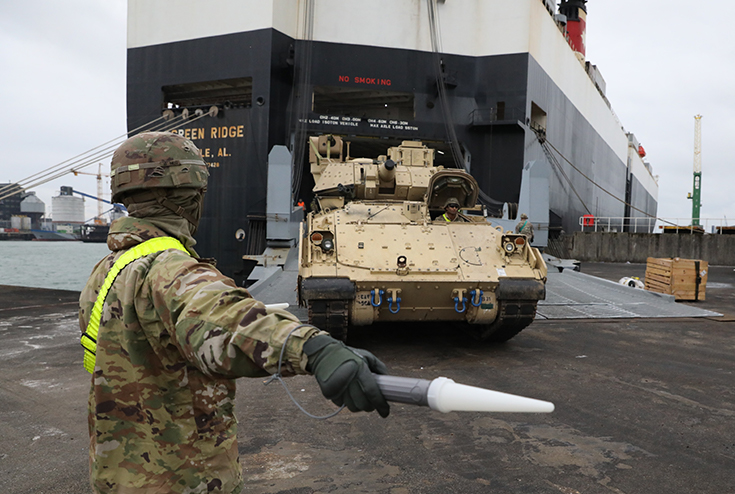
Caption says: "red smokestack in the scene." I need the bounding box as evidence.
[559,0,588,58]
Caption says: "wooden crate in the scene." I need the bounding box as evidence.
[645,257,708,301]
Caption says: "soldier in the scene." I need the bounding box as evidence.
[439,197,469,222]
[515,213,534,241]
[79,132,389,494]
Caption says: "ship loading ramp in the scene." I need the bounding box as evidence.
[538,268,720,320]
[246,247,721,323]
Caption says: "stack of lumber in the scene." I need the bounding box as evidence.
[645,257,708,301]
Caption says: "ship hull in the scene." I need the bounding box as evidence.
[126,1,658,281]
[80,224,109,243]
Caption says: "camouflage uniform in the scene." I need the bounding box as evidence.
[515,217,534,238]
[79,216,324,493]
[437,197,469,223]
[439,212,470,222]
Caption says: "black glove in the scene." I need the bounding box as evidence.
[303,335,390,418]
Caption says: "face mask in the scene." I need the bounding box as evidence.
[187,188,206,235]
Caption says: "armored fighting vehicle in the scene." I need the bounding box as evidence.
[298,136,547,342]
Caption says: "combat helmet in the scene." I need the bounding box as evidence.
[444,197,460,208]
[110,131,208,203]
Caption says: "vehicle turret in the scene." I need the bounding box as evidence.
[308,135,479,215]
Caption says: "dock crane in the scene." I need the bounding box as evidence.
[72,163,109,225]
[687,115,703,227]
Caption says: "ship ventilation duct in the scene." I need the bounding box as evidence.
[559,0,587,60]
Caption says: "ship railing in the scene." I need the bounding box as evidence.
[578,216,654,233]
[579,216,734,234]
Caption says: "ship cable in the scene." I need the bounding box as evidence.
[0,112,206,202]
[1,110,214,201]
[534,129,678,227]
[427,0,462,171]
[535,130,592,214]
[0,119,173,200]
[290,0,316,202]
[0,117,163,199]
[0,115,171,198]
[426,0,503,211]
[0,111,213,203]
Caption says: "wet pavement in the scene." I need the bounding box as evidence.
[1,262,734,493]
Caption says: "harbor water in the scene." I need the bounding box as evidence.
[0,241,111,292]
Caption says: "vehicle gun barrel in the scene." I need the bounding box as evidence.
[373,374,554,413]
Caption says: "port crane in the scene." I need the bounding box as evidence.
[72,164,109,225]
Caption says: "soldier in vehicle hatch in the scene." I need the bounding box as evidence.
[515,213,535,241]
[79,132,389,494]
[438,197,470,222]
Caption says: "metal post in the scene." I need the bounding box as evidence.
[690,115,703,227]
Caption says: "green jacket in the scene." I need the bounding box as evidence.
[79,216,323,493]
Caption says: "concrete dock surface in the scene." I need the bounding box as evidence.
[1,262,734,493]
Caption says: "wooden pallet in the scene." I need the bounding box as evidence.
[645,257,708,301]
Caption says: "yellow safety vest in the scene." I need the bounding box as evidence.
[80,237,189,374]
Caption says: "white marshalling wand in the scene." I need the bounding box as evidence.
[264,303,290,312]
[373,374,555,413]
[266,302,554,414]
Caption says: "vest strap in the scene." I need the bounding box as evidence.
[81,237,188,374]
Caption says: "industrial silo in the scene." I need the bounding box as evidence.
[52,186,84,225]
[20,192,45,229]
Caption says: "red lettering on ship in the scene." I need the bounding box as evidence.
[339,75,392,86]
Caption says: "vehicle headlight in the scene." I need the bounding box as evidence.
[321,239,334,252]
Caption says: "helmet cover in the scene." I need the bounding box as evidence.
[444,197,460,208]
[110,132,208,203]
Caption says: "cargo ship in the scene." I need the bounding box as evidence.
[126,0,658,283]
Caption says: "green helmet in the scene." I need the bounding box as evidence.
[110,132,208,203]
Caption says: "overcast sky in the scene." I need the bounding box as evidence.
[1,0,126,222]
[1,0,733,228]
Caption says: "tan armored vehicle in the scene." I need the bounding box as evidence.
[298,136,547,341]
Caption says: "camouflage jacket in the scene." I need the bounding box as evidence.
[435,212,471,223]
[79,217,324,493]
[515,220,534,237]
